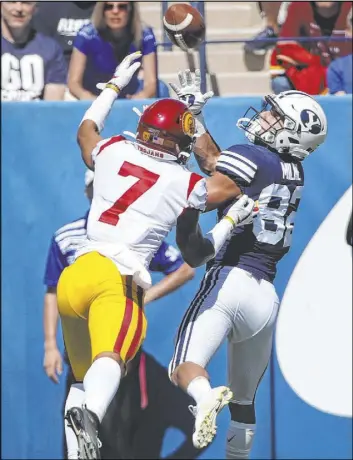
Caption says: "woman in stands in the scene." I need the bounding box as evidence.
[68,2,157,99]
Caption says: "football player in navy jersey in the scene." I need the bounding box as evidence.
[169,70,328,457]
[43,170,196,459]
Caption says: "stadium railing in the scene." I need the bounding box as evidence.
[158,1,352,94]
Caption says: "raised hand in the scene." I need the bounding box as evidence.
[96,51,142,93]
[169,69,214,115]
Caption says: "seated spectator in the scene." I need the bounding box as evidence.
[270,1,352,95]
[244,2,290,56]
[68,1,157,100]
[1,1,67,101]
[33,1,96,69]
[327,8,352,95]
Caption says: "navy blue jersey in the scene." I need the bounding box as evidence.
[1,30,67,101]
[44,213,184,288]
[212,144,304,282]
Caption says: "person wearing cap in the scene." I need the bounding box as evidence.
[42,170,195,457]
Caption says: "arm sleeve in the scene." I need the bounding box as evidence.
[45,39,67,84]
[43,237,68,287]
[149,241,184,274]
[141,27,157,55]
[216,145,258,187]
[187,175,207,211]
[73,24,94,56]
[327,60,344,94]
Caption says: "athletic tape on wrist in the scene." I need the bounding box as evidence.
[223,215,236,228]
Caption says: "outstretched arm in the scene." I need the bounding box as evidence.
[169,69,220,175]
[77,51,142,170]
[194,131,221,176]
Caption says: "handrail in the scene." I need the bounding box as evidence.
[156,35,352,47]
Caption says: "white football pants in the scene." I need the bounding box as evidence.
[169,266,279,403]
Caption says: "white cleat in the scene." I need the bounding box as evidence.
[189,386,233,449]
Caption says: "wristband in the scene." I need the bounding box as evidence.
[223,215,236,228]
[105,82,120,94]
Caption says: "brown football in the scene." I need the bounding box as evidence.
[163,3,205,51]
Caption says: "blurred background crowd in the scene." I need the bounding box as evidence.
[1,1,352,102]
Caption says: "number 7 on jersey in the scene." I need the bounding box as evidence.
[98,161,160,226]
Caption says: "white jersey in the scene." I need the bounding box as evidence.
[75,135,207,288]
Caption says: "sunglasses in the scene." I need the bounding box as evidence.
[104,3,129,12]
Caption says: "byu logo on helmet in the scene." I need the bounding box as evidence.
[300,109,322,134]
[180,93,196,107]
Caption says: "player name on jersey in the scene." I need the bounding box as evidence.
[281,162,302,181]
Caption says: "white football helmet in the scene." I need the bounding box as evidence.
[237,91,328,160]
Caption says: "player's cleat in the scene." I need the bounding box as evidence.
[66,406,102,459]
[189,386,233,449]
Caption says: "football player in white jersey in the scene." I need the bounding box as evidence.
[57,52,257,460]
[168,70,328,457]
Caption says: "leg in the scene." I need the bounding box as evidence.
[225,275,279,459]
[260,1,282,33]
[86,273,146,421]
[244,2,282,55]
[58,253,146,459]
[169,266,237,448]
[65,383,85,460]
[63,365,78,459]
[271,75,293,94]
[58,263,95,459]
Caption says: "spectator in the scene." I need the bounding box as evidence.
[327,8,352,95]
[67,2,157,100]
[1,1,66,101]
[33,1,96,69]
[244,2,290,56]
[270,1,352,95]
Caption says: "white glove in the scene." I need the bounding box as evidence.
[225,195,258,227]
[96,51,142,93]
[169,69,214,137]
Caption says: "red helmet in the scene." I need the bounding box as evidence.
[136,98,196,164]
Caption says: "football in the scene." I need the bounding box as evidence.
[163,3,205,51]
